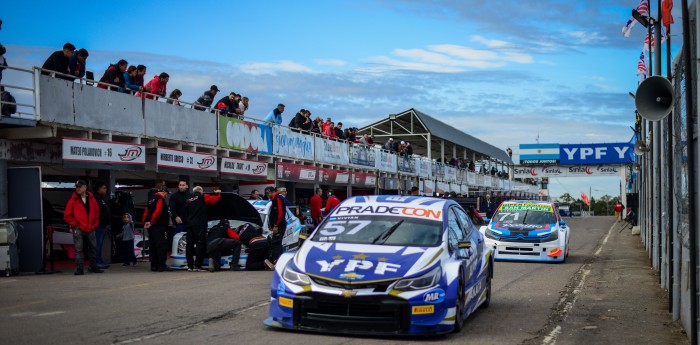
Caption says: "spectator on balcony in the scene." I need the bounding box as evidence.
[68,48,89,81]
[323,121,336,139]
[289,109,305,129]
[310,116,322,135]
[215,92,238,117]
[383,138,394,151]
[0,43,6,85]
[124,66,142,93]
[334,122,345,140]
[359,133,371,146]
[193,85,219,111]
[298,110,313,132]
[490,166,497,176]
[167,89,183,106]
[321,117,332,135]
[469,160,475,172]
[264,104,285,124]
[344,127,357,142]
[41,42,75,79]
[139,72,169,100]
[97,59,128,91]
[134,65,147,90]
[406,142,413,156]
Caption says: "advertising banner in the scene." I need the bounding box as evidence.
[483,175,492,187]
[397,156,416,175]
[443,166,457,182]
[466,171,476,186]
[62,138,145,170]
[351,171,377,188]
[272,126,315,161]
[436,182,449,194]
[380,177,400,190]
[450,183,461,193]
[315,137,349,165]
[375,150,398,172]
[318,167,350,185]
[219,116,273,154]
[423,180,435,194]
[220,158,268,178]
[276,162,317,183]
[157,147,217,176]
[513,165,623,178]
[349,144,375,168]
[559,142,633,165]
[415,159,432,178]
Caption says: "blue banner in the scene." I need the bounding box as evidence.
[559,142,634,165]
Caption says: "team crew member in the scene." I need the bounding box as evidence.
[206,220,241,272]
[169,180,191,234]
[267,187,286,263]
[142,182,169,272]
[185,186,221,271]
[229,223,274,271]
[63,180,103,275]
[324,190,340,216]
[310,188,323,227]
[93,181,111,269]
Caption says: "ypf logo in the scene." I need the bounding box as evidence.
[197,156,216,169]
[119,146,143,162]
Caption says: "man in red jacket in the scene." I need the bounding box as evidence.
[310,188,323,227]
[63,180,103,275]
[325,190,341,216]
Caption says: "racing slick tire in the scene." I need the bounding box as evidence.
[453,275,466,333]
[480,260,492,309]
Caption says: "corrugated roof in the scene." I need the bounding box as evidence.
[408,108,513,163]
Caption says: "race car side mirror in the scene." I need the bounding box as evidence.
[559,221,567,227]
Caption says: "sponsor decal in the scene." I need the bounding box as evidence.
[278,297,293,308]
[316,257,401,275]
[277,281,286,295]
[197,156,216,169]
[339,272,365,280]
[333,205,442,220]
[412,305,435,315]
[119,146,143,161]
[221,158,268,177]
[499,203,553,212]
[423,288,446,303]
[63,138,146,166]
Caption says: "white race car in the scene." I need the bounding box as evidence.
[480,200,570,263]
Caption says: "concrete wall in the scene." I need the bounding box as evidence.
[74,84,144,134]
[39,75,74,124]
[144,101,216,145]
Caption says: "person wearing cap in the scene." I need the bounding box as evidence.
[264,104,285,124]
[383,138,394,151]
[63,180,103,275]
[193,85,220,111]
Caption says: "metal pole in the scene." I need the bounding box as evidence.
[681,1,697,343]
[666,24,675,313]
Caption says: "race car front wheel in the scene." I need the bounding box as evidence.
[453,276,466,333]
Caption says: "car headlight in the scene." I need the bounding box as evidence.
[537,230,559,241]
[485,228,502,240]
[282,262,311,286]
[394,266,442,291]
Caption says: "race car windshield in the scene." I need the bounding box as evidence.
[311,215,442,247]
[492,209,556,225]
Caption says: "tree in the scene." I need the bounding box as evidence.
[560,193,574,204]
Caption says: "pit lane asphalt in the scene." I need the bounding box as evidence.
[0,216,686,345]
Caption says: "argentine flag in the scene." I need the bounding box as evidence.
[519,143,561,163]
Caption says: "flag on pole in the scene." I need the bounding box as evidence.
[643,26,666,53]
[581,192,590,206]
[662,0,674,31]
[637,50,648,76]
[622,0,650,37]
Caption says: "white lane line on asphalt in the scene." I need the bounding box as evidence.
[541,222,615,345]
[10,311,65,317]
[112,301,271,345]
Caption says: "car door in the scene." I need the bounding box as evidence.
[455,207,482,285]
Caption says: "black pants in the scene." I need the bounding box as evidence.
[120,239,137,264]
[207,238,241,271]
[187,225,207,269]
[148,226,168,270]
[246,240,270,271]
[268,233,283,264]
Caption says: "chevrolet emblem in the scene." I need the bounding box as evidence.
[339,272,365,280]
[341,290,357,298]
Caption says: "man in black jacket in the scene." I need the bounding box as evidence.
[193,85,219,111]
[142,182,170,272]
[334,122,345,140]
[229,222,273,271]
[41,43,75,79]
[206,219,242,272]
[169,180,190,234]
[266,187,286,264]
[185,186,221,271]
[93,181,111,269]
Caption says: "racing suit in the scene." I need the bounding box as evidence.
[229,223,270,271]
[206,221,241,271]
[185,191,221,269]
[142,190,169,271]
[267,192,286,263]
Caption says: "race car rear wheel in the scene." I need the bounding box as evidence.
[480,259,492,309]
[453,276,466,333]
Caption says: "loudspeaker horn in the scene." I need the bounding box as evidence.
[635,75,675,121]
[634,140,649,156]
[633,163,641,172]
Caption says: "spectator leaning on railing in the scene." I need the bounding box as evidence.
[68,48,89,81]
[264,104,285,124]
[193,85,219,111]
[167,89,183,106]
[139,72,169,100]
[42,42,75,79]
[97,59,128,91]
[124,65,143,93]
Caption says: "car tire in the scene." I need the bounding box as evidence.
[453,275,466,333]
[480,260,492,309]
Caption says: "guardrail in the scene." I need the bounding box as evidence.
[0,65,39,120]
[21,68,533,191]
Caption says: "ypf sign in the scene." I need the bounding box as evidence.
[559,143,633,165]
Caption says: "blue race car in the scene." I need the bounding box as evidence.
[481,200,570,263]
[264,195,493,335]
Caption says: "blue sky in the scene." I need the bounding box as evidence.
[1,0,680,200]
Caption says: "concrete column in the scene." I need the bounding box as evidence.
[440,140,445,164]
[0,159,7,218]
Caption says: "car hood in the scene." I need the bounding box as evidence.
[292,241,442,284]
[206,193,263,227]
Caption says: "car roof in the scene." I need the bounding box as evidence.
[329,195,453,221]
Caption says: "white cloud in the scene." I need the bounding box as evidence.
[239,60,315,75]
[314,59,348,66]
[470,35,512,49]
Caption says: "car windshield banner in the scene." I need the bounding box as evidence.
[63,138,145,170]
[272,126,315,161]
[219,116,273,154]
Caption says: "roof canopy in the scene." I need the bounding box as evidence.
[358,108,513,164]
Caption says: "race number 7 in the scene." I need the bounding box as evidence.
[499,212,520,221]
[320,220,371,236]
